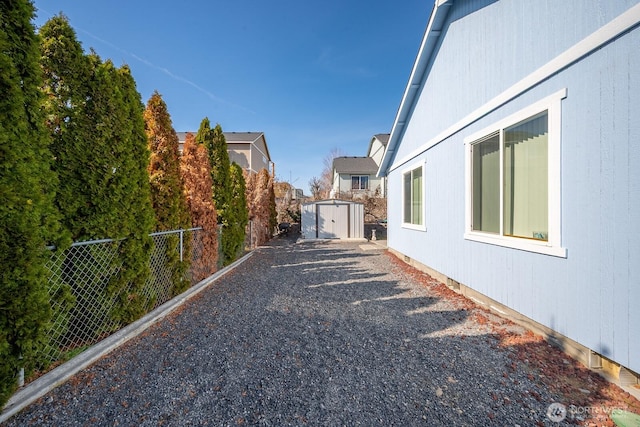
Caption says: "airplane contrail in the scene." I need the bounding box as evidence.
[36,7,254,113]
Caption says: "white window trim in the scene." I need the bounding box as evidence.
[464,89,567,258]
[401,160,426,231]
[351,175,369,191]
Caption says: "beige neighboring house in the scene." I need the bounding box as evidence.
[367,133,389,167]
[330,133,389,198]
[177,131,273,175]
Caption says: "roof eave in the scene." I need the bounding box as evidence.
[377,0,453,177]
[224,132,272,163]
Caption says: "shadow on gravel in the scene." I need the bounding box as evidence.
[4,227,595,426]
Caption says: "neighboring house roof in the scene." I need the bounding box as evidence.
[367,133,390,158]
[176,131,271,161]
[176,131,188,142]
[223,132,263,142]
[224,131,271,161]
[373,133,390,145]
[333,157,379,174]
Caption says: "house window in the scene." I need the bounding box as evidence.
[472,112,548,239]
[402,164,423,227]
[351,175,369,190]
[464,90,566,257]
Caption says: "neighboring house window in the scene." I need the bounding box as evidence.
[464,90,566,257]
[402,164,423,228]
[351,175,369,190]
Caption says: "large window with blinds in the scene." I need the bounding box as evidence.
[471,112,548,240]
[464,90,566,257]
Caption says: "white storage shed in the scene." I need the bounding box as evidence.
[301,200,364,240]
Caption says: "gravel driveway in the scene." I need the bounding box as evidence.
[4,234,564,426]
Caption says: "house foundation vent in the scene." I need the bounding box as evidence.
[447,278,461,291]
[588,350,602,369]
[620,367,640,387]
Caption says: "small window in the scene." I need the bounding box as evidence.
[471,132,500,234]
[351,175,369,190]
[464,90,566,257]
[402,165,423,227]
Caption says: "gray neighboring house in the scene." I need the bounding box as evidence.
[177,131,273,175]
[331,133,389,198]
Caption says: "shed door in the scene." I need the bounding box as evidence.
[317,204,349,238]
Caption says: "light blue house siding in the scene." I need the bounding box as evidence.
[383,0,640,374]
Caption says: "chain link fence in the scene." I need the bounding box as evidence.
[37,221,267,374]
[42,228,206,366]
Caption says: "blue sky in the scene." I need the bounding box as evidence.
[32,0,433,194]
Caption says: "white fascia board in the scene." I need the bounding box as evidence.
[387,2,640,174]
[257,133,272,162]
[378,0,454,178]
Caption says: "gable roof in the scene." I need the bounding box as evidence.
[373,133,390,145]
[176,131,271,162]
[367,133,390,157]
[223,131,263,143]
[378,0,452,177]
[380,0,640,178]
[224,132,271,162]
[333,157,379,174]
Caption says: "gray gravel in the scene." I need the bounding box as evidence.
[4,234,565,426]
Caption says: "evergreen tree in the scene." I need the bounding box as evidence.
[39,15,91,236]
[40,15,154,352]
[107,62,155,322]
[40,18,155,328]
[180,132,219,280]
[0,0,66,407]
[226,163,249,262]
[197,119,235,264]
[207,122,232,224]
[144,91,191,294]
[144,91,190,231]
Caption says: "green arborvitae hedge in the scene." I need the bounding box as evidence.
[0,0,67,408]
[198,119,231,223]
[40,15,155,337]
[38,17,90,354]
[40,16,155,248]
[209,124,232,224]
[144,91,191,295]
[227,163,249,262]
[110,63,155,322]
[39,15,91,236]
[197,119,238,264]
